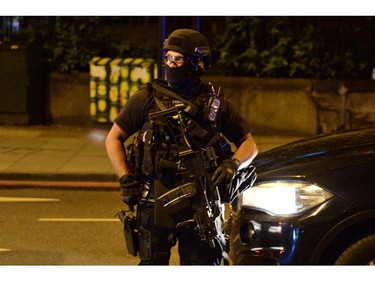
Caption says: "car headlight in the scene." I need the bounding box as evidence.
[240,180,334,216]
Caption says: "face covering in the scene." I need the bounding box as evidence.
[165,64,201,99]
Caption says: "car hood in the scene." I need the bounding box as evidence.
[253,127,375,180]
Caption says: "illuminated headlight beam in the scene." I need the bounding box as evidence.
[241,181,333,216]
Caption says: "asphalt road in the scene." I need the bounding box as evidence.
[0,187,179,265]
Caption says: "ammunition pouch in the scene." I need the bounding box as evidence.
[208,133,233,164]
[126,134,143,181]
[141,128,155,176]
[185,117,210,145]
[201,146,218,170]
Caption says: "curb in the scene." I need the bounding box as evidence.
[0,172,117,182]
[0,173,118,190]
[0,179,118,190]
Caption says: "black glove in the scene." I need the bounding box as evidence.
[211,158,240,187]
[119,174,140,210]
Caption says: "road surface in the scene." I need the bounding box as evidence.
[0,187,179,265]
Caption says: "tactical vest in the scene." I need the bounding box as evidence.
[127,79,232,189]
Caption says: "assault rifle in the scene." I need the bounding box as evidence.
[149,106,219,247]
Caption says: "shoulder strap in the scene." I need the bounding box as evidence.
[151,80,192,105]
[153,91,168,111]
[150,79,222,127]
[150,80,202,117]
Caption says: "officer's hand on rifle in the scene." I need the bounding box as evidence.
[119,174,140,211]
[211,158,240,187]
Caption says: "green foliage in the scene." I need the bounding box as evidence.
[16,16,375,78]
[215,16,375,78]
[217,17,260,74]
[19,16,155,73]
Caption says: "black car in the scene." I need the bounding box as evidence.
[227,127,375,265]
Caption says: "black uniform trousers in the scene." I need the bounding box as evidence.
[137,201,225,265]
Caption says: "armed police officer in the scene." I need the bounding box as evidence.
[106,29,258,265]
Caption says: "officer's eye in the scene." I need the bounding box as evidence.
[164,55,185,65]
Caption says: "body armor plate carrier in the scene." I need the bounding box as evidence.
[125,79,255,246]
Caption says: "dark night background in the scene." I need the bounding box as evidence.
[1,16,374,79]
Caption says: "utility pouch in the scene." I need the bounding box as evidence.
[126,135,143,181]
[141,129,155,176]
[134,134,144,180]
[201,146,218,169]
[126,142,136,175]
[116,210,139,257]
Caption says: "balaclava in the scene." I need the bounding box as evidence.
[164,29,211,99]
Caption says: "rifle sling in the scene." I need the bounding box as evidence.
[151,81,194,108]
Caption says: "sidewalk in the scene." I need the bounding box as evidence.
[0,125,305,189]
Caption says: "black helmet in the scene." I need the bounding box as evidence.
[164,29,212,70]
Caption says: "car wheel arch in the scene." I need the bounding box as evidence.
[310,209,375,264]
[334,233,375,265]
